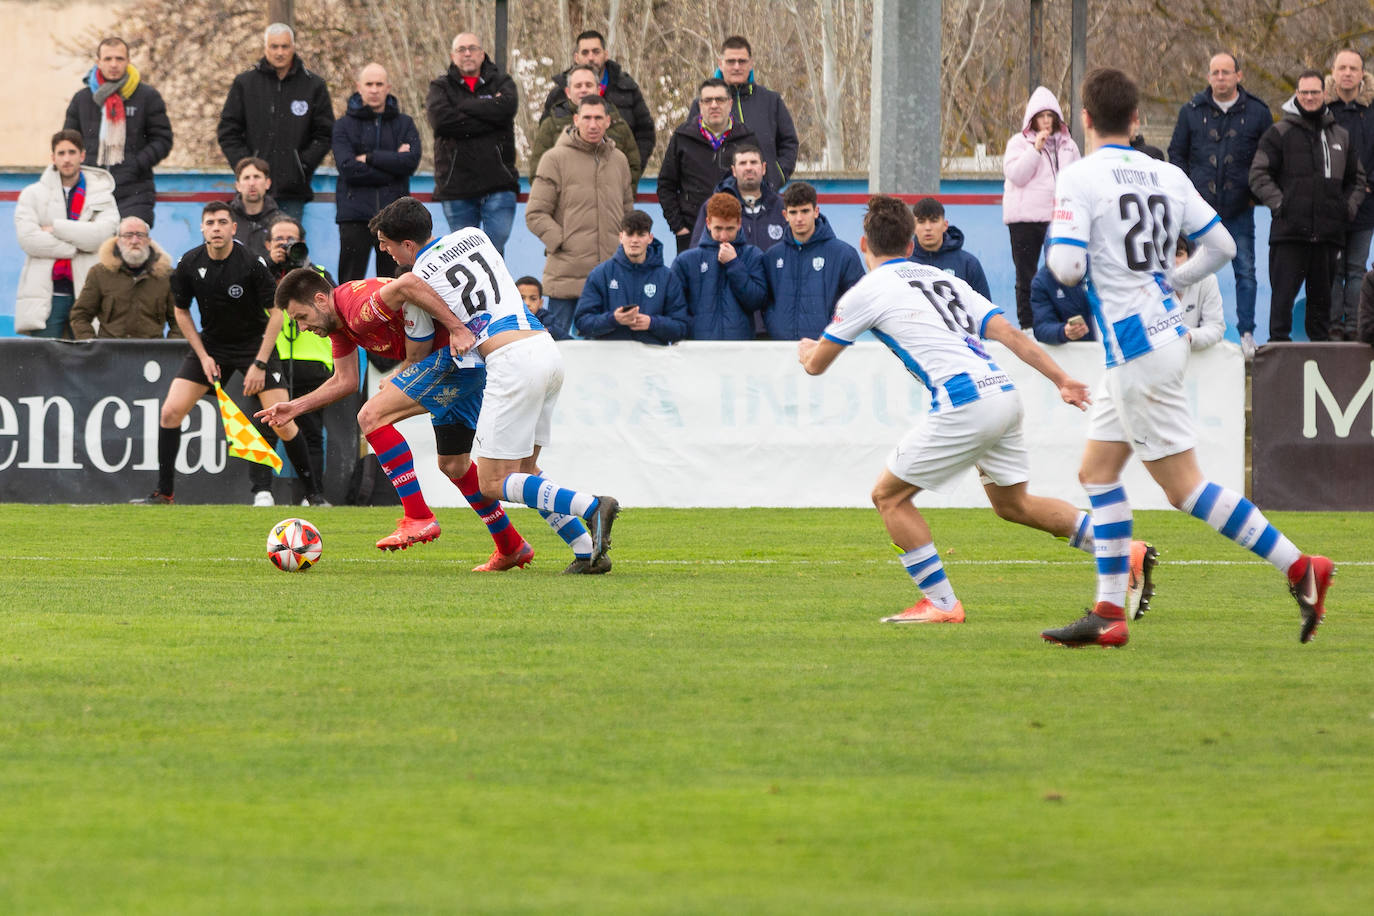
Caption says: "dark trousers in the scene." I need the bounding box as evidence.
[248,359,332,497]
[1269,241,1337,341]
[338,221,399,281]
[675,230,694,255]
[1008,221,1048,330]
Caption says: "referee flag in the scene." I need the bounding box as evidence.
[214,382,283,472]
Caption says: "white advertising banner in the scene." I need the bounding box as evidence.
[384,340,1245,510]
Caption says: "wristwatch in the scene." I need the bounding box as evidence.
[253,359,268,370]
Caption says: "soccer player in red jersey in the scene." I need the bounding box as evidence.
[257,269,535,571]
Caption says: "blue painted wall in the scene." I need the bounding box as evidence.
[0,173,1291,341]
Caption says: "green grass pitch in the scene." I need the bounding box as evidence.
[1,504,1370,914]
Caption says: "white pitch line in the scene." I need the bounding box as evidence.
[0,555,1369,568]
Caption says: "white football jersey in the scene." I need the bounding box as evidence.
[411,227,541,366]
[1050,144,1221,367]
[824,259,1016,413]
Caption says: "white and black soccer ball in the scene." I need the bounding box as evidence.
[267,517,323,572]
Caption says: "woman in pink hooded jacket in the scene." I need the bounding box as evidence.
[1003,86,1080,328]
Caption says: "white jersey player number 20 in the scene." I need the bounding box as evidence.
[1118,192,1175,272]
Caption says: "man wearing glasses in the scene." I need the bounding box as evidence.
[426,32,520,254]
[1249,69,1366,343]
[686,36,799,188]
[70,217,178,339]
[657,78,759,254]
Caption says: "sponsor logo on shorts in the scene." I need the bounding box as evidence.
[975,373,1013,390]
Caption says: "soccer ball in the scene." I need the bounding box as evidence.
[267,517,323,572]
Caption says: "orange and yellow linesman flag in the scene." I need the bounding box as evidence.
[214,382,283,472]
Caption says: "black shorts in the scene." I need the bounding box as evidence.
[433,422,476,457]
[175,349,287,391]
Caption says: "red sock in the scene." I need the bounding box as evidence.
[365,424,432,520]
[453,462,524,554]
[1093,601,1127,621]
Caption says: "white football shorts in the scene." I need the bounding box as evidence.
[1088,340,1196,461]
[473,332,564,460]
[887,390,1029,491]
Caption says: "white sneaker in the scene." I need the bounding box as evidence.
[252,490,274,507]
[1240,332,1256,360]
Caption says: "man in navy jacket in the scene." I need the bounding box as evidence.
[908,197,991,300]
[1168,52,1271,354]
[1029,264,1095,344]
[671,193,768,340]
[763,182,864,339]
[333,63,421,281]
[575,210,688,344]
[688,145,787,248]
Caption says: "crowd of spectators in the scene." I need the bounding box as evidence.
[17,27,1374,354]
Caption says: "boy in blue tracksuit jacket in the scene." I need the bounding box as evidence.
[908,196,992,299]
[670,192,768,340]
[762,182,865,339]
[574,210,688,344]
[1029,263,1095,343]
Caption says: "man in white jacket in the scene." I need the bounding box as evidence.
[14,130,119,337]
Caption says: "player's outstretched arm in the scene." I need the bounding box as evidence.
[799,337,845,376]
[256,352,360,428]
[983,314,1091,410]
[377,274,478,355]
[1170,222,1236,289]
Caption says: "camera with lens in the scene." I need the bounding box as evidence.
[285,240,310,270]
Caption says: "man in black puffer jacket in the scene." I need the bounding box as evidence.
[64,37,173,227]
[426,32,520,255]
[1250,69,1366,342]
[333,63,421,281]
[217,23,334,222]
[539,29,655,169]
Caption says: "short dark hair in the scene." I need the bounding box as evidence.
[577,95,609,114]
[721,36,752,56]
[731,143,763,166]
[234,156,271,179]
[201,200,232,219]
[51,129,84,152]
[575,29,606,48]
[864,195,915,258]
[515,276,543,295]
[622,210,653,235]
[369,196,432,244]
[782,182,818,209]
[275,267,333,311]
[1297,68,1325,86]
[912,197,945,221]
[266,212,304,240]
[1176,234,1194,257]
[699,77,730,97]
[97,37,128,56]
[566,63,598,83]
[1082,67,1138,136]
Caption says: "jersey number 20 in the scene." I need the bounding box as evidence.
[1119,192,1173,272]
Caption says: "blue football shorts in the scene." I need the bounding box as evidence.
[390,348,486,430]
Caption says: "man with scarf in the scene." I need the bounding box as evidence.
[684,36,798,187]
[657,78,758,255]
[64,37,173,227]
[1249,69,1367,342]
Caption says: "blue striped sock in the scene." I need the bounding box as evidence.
[501,473,597,517]
[1182,481,1300,572]
[540,510,593,558]
[1087,482,1132,610]
[899,543,958,611]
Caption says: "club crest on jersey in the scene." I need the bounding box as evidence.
[468,314,492,335]
[812,257,825,271]
[643,283,657,298]
[609,279,619,290]
[768,224,784,240]
[291,100,309,116]
[227,284,244,298]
